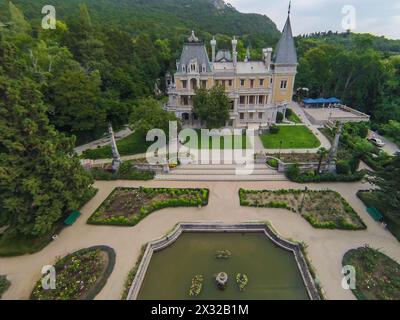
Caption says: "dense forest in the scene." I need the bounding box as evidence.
[0,0,282,143]
[1,0,399,143]
[295,32,400,143]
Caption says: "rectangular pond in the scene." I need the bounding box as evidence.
[138,232,309,300]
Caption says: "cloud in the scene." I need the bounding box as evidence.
[228,0,400,39]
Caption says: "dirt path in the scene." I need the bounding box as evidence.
[1,180,399,300]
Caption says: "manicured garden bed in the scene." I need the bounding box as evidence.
[88,187,209,226]
[0,187,98,257]
[342,246,400,300]
[82,131,152,160]
[31,246,116,300]
[357,191,400,241]
[239,189,366,230]
[0,275,11,298]
[184,129,251,149]
[260,125,320,149]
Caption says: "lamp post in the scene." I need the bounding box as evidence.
[300,186,308,214]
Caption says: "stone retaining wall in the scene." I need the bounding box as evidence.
[126,222,321,300]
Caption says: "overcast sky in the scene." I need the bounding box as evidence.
[229,0,400,40]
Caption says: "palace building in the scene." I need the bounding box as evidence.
[165,11,298,129]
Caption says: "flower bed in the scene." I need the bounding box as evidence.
[189,275,204,296]
[343,246,400,300]
[31,246,115,300]
[239,189,366,230]
[215,250,232,259]
[0,275,11,298]
[236,273,249,291]
[88,187,209,226]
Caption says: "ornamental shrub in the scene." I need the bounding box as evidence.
[336,160,351,175]
[269,125,280,134]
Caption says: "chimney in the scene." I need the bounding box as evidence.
[232,36,238,67]
[263,48,273,70]
[244,46,250,62]
[211,36,217,62]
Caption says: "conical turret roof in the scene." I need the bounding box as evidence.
[273,16,297,65]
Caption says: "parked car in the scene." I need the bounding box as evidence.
[395,150,400,157]
[368,137,386,148]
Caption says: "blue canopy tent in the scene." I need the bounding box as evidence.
[326,97,342,104]
[302,97,342,108]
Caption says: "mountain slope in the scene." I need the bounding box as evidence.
[0,0,280,41]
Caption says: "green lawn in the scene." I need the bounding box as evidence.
[288,113,302,124]
[260,125,321,149]
[184,129,251,150]
[82,131,152,160]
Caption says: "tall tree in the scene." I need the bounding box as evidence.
[368,157,400,216]
[46,69,106,133]
[193,85,230,129]
[0,40,94,236]
[130,97,180,138]
[8,1,31,34]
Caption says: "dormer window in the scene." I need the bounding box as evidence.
[182,65,186,72]
[188,59,198,73]
[202,64,206,73]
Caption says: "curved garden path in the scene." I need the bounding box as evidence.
[1,180,399,300]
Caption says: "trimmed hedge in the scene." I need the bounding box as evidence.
[266,158,279,168]
[88,187,210,226]
[286,164,366,183]
[30,246,116,300]
[90,162,155,181]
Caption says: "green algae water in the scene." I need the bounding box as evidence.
[138,232,309,300]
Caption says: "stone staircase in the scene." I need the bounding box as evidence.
[155,164,287,181]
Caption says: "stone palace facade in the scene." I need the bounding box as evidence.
[165,12,298,129]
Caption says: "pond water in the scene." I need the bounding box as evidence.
[138,232,309,300]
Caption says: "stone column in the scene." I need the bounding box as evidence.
[109,124,122,172]
[326,122,344,173]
